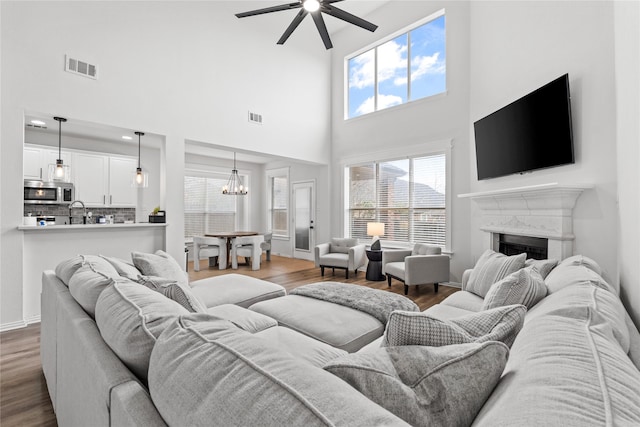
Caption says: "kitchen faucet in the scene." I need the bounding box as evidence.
[68,200,87,225]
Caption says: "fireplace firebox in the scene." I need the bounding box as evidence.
[498,234,548,260]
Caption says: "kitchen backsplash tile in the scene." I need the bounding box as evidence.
[24,205,136,224]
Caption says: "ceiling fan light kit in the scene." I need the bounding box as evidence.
[235,0,378,50]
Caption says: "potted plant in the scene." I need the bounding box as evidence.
[149,206,166,223]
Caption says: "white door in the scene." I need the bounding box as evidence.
[73,152,108,206]
[108,156,137,206]
[292,181,315,261]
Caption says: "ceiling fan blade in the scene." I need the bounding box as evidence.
[324,5,378,32]
[311,11,333,49]
[277,9,308,45]
[236,2,302,18]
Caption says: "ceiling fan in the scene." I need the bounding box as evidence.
[235,0,378,50]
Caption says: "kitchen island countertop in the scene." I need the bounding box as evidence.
[18,223,168,231]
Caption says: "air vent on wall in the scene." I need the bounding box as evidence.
[26,123,48,129]
[248,111,263,125]
[65,55,98,79]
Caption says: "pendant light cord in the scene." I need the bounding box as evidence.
[58,120,62,160]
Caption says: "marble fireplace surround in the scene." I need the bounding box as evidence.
[459,183,591,260]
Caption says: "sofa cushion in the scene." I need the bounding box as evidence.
[68,261,120,318]
[558,254,602,276]
[56,255,120,286]
[384,262,406,280]
[527,282,631,353]
[383,304,526,348]
[472,307,640,426]
[148,316,408,426]
[545,263,614,295]
[95,279,189,383]
[250,295,384,353]
[440,291,484,312]
[206,304,277,333]
[483,266,547,310]
[324,341,509,427]
[190,274,286,308]
[254,326,348,367]
[131,250,188,287]
[466,250,526,298]
[136,275,206,313]
[330,237,357,254]
[524,258,558,279]
[100,255,142,280]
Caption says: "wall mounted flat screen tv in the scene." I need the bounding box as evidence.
[474,74,574,180]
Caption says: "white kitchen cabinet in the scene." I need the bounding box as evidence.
[73,153,108,206]
[72,153,137,207]
[23,145,72,181]
[108,156,137,206]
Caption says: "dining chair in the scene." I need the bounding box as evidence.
[231,235,264,270]
[261,232,272,262]
[193,236,227,271]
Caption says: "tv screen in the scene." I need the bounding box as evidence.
[474,74,574,180]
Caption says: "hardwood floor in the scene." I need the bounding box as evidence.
[0,255,458,426]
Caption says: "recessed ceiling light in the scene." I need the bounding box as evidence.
[31,120,46,125]
[122,136,133,140]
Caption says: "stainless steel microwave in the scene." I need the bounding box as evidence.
[24,180,74,205]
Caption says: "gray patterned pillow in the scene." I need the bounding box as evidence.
[324,342,509,427]
[467,250,527,298]
[524,258,558,279]
[383,304,526,348]
[483,267,547,310]
[132,250,188,287]
[137,275,206,313]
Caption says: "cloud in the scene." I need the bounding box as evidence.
[355,93,403,115]
[349,50,375,90]
[411,52,445,81]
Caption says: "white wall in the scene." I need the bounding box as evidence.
[0,1,332,328]
[614,0,640,329]
[469,2,619,283]
[330,1,472,283]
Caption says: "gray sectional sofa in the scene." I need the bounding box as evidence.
[40,252,640,426]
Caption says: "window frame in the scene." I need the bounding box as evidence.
[266,167,290,240]
[341,139,452,252]
[344,8,446,120]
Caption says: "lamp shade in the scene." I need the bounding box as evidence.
[367,222,385,237]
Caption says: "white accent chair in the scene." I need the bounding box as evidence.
[314,238,367,279]
[193,236,227,271]
[231,235,265,271]
[382,243,450,295]
[260,232,272,262]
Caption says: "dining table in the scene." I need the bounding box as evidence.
[204,231,259,268]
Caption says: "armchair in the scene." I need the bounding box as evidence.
[231,235,264,271]
[314,238,366,279]
[192,236,227,271]
[382,243,449,295]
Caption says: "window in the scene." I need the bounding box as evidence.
[184,171,247,238]
[346,10,446,119]
[266,168,289,238]
[346,153,446,248]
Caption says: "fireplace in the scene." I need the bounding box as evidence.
[497,234,548,259]
[459,183,590,261]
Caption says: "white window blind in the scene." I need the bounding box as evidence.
[347,153,446,247]
[267,168,289,238]
[184,172,240,238]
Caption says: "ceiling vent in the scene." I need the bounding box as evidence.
[65,55,98,79]
[248,111,263,125]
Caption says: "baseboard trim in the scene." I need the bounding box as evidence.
[444,281,462,289]
[26,315,41,325]
[0,320,28,333]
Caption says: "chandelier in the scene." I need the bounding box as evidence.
[222,152,247,195]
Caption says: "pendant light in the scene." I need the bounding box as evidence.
[53,117,70,181]
[222,152,247,195]
[133,131,148,188]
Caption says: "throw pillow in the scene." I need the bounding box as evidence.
[100,255,142,280]
[56,254,120,286]
[67,260,121,318]
[324,341,509,427]
[483,267,547,310]
[383,304,526,348]
[524,258,558,279]
[131,250,188,287]
[466,250,527,298]
[137,275,206,313]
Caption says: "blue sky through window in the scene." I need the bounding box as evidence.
[348,13,446,119]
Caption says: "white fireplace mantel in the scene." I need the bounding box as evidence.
[459,183,592,259]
